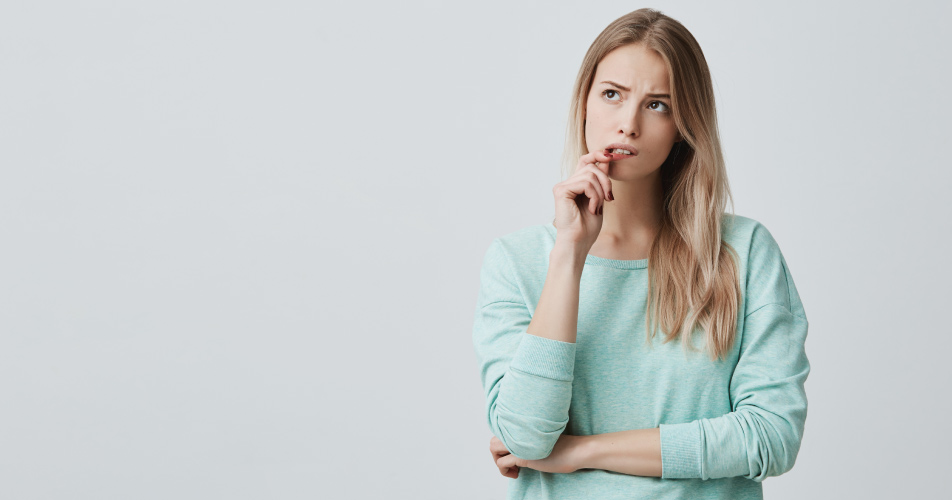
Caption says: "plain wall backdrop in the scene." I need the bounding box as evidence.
[1,0,949,498]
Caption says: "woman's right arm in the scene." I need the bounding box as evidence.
[529,243,588,343]
[472,239,587,461]
[473,149,614,461]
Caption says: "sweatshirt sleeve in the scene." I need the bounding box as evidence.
[659,223,811,481]
[472,238,577,460]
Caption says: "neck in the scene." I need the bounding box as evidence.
[598,172,664,247]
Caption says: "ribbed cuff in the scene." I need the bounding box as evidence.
[660,420,703,479]
[508,333,576,381]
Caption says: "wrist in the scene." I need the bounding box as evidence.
[550,243,587,270]
[571,434,597,471]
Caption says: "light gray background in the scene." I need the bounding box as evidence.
[1,0,948,498]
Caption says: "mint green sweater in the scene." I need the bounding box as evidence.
[472,214,810,499]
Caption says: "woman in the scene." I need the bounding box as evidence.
[471,8,810,500]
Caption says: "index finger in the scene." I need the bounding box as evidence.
[581,149,614,172]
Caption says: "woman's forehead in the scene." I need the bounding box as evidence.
[594,44,670,91]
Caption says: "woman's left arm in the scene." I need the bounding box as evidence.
[658,302,810,481]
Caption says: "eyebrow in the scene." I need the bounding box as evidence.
[600,80,670,98]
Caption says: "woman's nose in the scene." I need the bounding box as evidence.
[618,105,640,137]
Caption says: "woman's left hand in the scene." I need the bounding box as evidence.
[490,434,586,478]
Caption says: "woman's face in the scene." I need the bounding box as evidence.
[584,43,681,181]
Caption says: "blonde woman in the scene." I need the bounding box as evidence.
[472,8,810,499]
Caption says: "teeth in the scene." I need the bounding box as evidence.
[611,148,633,155]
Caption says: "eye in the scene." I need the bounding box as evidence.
[601,89,621,101]
[649,100,671,113]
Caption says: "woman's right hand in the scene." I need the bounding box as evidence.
[552,149,614,251]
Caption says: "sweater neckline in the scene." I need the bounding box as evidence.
[544,223,649,270]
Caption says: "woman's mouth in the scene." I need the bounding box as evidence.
[605,144,639,158]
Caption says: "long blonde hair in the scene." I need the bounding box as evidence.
[561,8,741,361]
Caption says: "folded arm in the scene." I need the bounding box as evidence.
[576,428,663,477]
[473,239,587,460]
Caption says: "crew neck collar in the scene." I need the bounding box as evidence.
[544,223,649,270]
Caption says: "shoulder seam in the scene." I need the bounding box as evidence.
[745,302,806,320]
[480,300,527,310]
